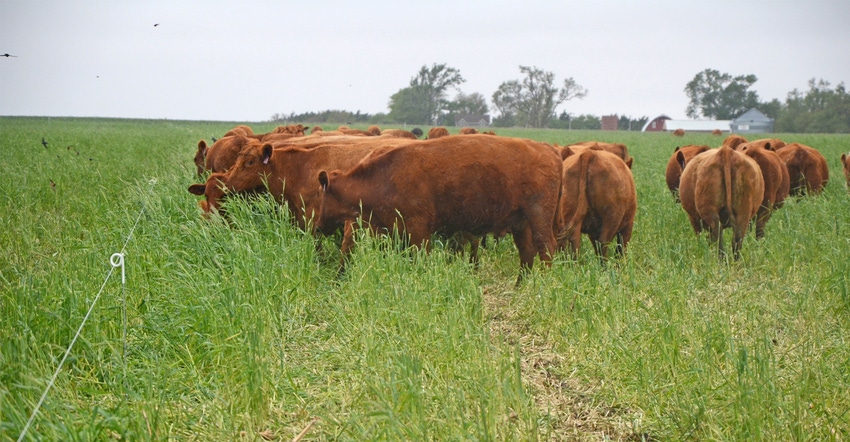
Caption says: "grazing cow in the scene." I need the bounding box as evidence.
[366,125,382,135]
[218,137,421,227]
[738,142,790,238]
[411,128,424,138]
[673,129,685,137]
[427,127,450,139]
[459,127,478,135]
[380,129,419,139]
[566,141,631,163]
[723,135,748,149]
[743,138,786,151]
[311,126,324,134]
[315,135,562,280]
[272,124,309,136]
[556,146,637,260]
[338,128,377,136]
[776,143,829,195]
[841,152,850,191]
[678,145,764,260]
[665,145,710,199]
[712,129,723,136]
[187,172,266,218]
[223,125,254,138]
[194,135,256,176]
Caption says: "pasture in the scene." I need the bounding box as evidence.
[1,116,848,440]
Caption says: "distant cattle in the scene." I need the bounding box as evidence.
[678,145,764,260]
[411,128,423,138]
[459,127,478,135]
[842,153,850,190]
[272,124,310,136]
[338,128,377,136]
[556,145,637,260]
[223,125,254,138]
[776,143,829,195]
[665,145,710,199]
[738,142,790,238]
[712,129,723,136]
[315,134,562,280]
[672,129,685,137]
[722,134,748,150]
[380,129,419,139]
[366,125,382,135]
[427,127,450,139]
[743,138,786,151]
[311,126,324,134]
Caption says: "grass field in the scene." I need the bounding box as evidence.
[1,116,848,441]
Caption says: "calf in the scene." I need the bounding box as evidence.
[678,145,764,260]
[672,129,685,137]
[776,143,829,195]
[841,152,850,191]
[427,127,450,139]
[556,146,637,261]
[738,142,790,238]
[315,135,562,280]
[665,145,710,200]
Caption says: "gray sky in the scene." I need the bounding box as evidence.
[2,0,849,122]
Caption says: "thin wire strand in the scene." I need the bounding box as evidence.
[17,204,145,442]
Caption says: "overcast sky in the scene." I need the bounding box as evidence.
[2,0,849,123]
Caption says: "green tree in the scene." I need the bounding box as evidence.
[388,63,465,125]
[775,79,850,133]
[685,69,760,119]
[492,66,587,128]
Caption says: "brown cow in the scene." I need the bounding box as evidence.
[315,134,562,280]
[194,135,256,176]
[380,129,419,139]
[366,125,382,135]
[712,129,723,136]
[459,127,478,135]
[665,145,711,200]
[272,124,310,136]
[841,152,850,191]
[556,146,636,260]
[223,125,254,138]
[567,141,630,163]
[776,143,829,195]
[743,138,786,151]
[677,145,764,260]
[738,142,790,238]
[672,129,685,137]
[427,127,450,139]
[722,134,748,150]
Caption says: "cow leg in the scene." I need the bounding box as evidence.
[754,205,770,239]
[337,220,357,275]
[468,235,481,269]
[732,220,749,261]
[512,224,537,284]
[706,218,724,260]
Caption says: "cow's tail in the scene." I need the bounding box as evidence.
[561,150,592,239]
[722,145,735,227]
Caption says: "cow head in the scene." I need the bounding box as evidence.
[226,140,274,194]
[194,140,209,176]
[316,170,361,235]
[188,172,228,216]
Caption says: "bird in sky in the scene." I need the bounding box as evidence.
[154,23,160,27]
[42,137,48,148]
[1,53,17,57]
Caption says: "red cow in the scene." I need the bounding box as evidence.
[744,138,786,151]
[841,152,850,191]
[776,143,829,195]
[665,145,710,199]
[367,125,382,135]
[722,134,748,150]
[672,129,685,137]
[712,129,723,136]
[678,145,764,260]
[738,142,790,238]
[223,125,254,137]
[427,127,450,139]
[556,146,637,260]
[566,141,631,164]
[380,129,419,139]
[194,135,256,176]
[459,127,478,134]
[315,135,562,280]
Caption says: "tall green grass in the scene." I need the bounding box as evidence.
[1,117,848,440]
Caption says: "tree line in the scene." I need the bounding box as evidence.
[271,64,849,133]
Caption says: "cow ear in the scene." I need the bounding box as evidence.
[261,144,273,164]
[676,151,687,170]
[197,140,208,155]
[764,142,774,151]
[560,146,574,160]
[674,146,680,152]
[842,153,847,162]
[188,184,205,195]
[626,157,634,169]
[318,170,330,191]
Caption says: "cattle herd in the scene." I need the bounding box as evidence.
[188,124,847,281]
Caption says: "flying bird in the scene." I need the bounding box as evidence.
[2,53,17,57]
[42,137,48,148]
[153,23,160,27]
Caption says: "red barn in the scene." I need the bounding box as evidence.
[642,115,671,132]
[601,115,619,131]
